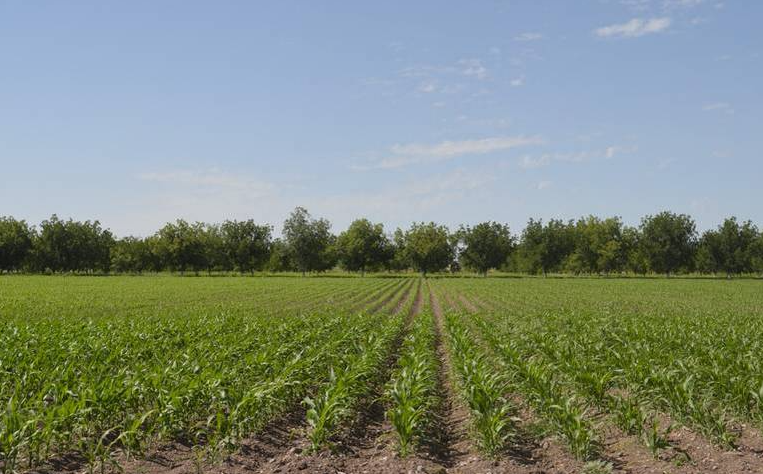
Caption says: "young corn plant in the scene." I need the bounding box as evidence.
[304,314,403,451]
[385,309,438,456]
[444,313,515,456]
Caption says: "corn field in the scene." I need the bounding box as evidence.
[1,275,763,474]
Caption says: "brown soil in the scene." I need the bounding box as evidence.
[643,412,763,473]
[350,280,400,313]
[457,294,479,313]
[390,279,416,315]
[425,281,564,474]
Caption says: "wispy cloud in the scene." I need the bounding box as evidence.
[354,136,544,170]
[519,155,550,169]
[594,17,671,38]
[514,32,543,42]
[510,77,525,87]
[536,180,553,190]
[663,0,703,8]
[518,145,635,169]
[459,59,488,80]
[702,102,734,114]
[621,0,704,10]
[418,81,437,93]
[620,0,653,12]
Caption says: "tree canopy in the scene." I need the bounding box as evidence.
[403,222,454,276]
[457,222,514,276]
[336,218,391,275]
[282,207,334,276]
[639,212,697,276]
[2,210,763,277]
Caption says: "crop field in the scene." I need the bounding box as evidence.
[2,276,763,474]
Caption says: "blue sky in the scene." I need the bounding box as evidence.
[1,0,760,236]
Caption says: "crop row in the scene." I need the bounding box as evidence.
[0,278,400,473]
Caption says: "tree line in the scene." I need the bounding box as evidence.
[1,208,762,277]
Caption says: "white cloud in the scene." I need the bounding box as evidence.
[702,102,734,114]
[514,32,543,42]
[354,136,544,170]
[594,17,671,38]
[390,136,542,159]
[459,59,488,80]
[536,180,553,190]
[510,77,525,87]
[518,145,635,170]
[658,158,676,169]
[418,81,437,93]
[664,0,702,8]
[620,0,652,11]
[519,155,550,169]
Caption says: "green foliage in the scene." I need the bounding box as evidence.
[385,297,438,456]
[0,216,33,272]
[639,211,697,275]
[566,216,628,275]
[336,219,392,275]
[33,214,114,273]
[512,218,575,275]
[220,219,272,273]
[282,207,335,275]
[154,219,208,274]
[457,222,514,276]
[443,310,515,456]
[2,211,763,276]
[403,222,454,276]
[304,309,403,451]
[0,276,396,472]
[696,217,759,276]
[111,236,153,273]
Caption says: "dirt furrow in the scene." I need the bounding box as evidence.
[226,282,426,474]
[368,278,411,314]
[390,278,415,315]
[427,281,552,474]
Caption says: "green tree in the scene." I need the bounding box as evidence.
[111,237,152,273]
[387,228,409,272]
[403,222,453,276]
[155,220,206,274]
[199,223,228,274]
[220,220,272,274]
[696,217,758,277]
[0,217,33,272]
[639,211,697,276]
[282,207,334,276]
[751,234,763,275]
[266,238,293,272]
[515,218,575,275]
[336,218,391,275]
[622,226,648,275]
[568,216,627,275]
[457,222,514,276]
[33,215,113,273]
